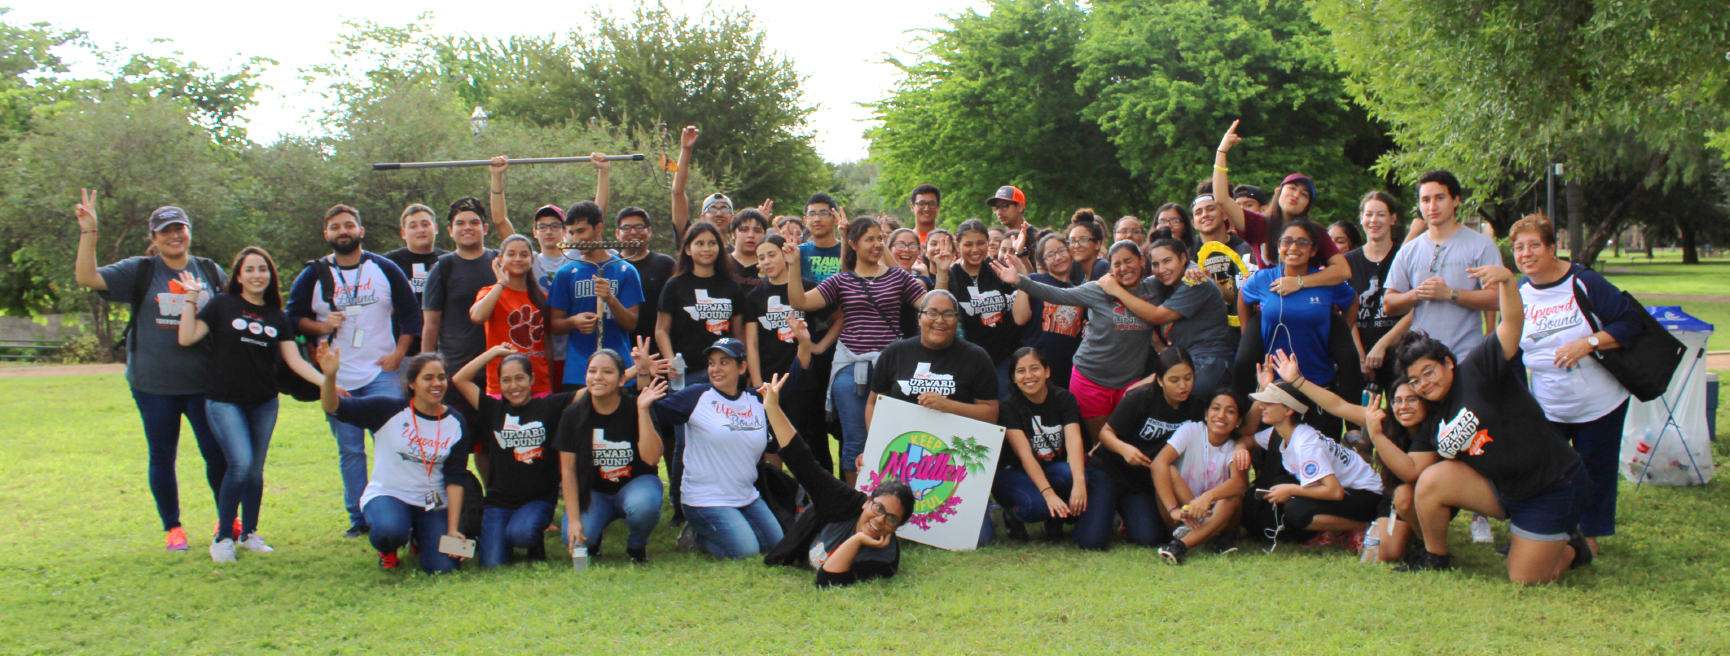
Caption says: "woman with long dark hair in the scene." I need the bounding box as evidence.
[1097,237,1234,396]
[1234,220,1358,437]
[993,347,1111,546]
[1152,203,1200,256]
[175,247,322,561]
[1092,347,1207,548]
[1151,387,1251,564]
[948,219,1024,397]
[554,342,668,564]
[1065,213,1110,283]
[470,235,553,398]
[655,221,746,521]
[1345,191,1419,393]
[1009,234,1085,391]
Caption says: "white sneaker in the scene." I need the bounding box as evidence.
[238,533,275,554]
[1470,514,1494,543]
[210,538,237,563]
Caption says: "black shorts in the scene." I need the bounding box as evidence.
[1494,464,1591,542]
[1284,487,1381,531]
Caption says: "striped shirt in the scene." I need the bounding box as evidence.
[814,267,927,354]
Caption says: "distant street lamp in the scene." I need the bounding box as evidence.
[469,106,489,135]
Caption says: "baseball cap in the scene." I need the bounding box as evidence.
[1231,185,1270,205]
[703,337,747,361]
[985,185,1025,207]
[533,204,566,223]
[1279,173,1317,202]
[1250,381,1309,414]
[702,193,733,215]
[149,206,191,232]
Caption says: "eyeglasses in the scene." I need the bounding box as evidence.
[1157,218,1183,228]
[892,242,921,251]
[1115,229,1140,237]
[920,310,960,321]
[1278,237,1314,248]
[912,201,940,208]
[618,223,649,233]
[870,500,903,525]
[1067,237,1095,245]
[1043,249,1072,261]
[1412,363,1446,389]
[534,222,564,232]
[805,210,835,219]
[1391,395,1423,407]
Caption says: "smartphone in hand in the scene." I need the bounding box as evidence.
[438,535,476,559]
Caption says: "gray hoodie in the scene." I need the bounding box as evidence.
[1013,276,1167,389]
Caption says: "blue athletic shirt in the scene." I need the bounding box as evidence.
[548,255,645,383]
[1240,266,1355,384]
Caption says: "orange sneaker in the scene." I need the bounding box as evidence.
[165,527,190,552]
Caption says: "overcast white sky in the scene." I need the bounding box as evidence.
[11,0,987,162]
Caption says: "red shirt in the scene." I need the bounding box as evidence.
[476,284,551,396]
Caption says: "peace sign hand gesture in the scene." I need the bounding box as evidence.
[75,188,99,231]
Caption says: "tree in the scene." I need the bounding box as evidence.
[0,9,87,138]
[870,0,1149,227]
[1076,0,1388,220]
[1312,0,1730,266]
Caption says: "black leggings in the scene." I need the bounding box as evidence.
[1284,487,1382,531]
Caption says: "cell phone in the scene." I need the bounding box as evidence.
[1254,488,1271,499]
[438,535,476,559]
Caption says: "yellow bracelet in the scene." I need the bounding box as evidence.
[1213,164,1229,172]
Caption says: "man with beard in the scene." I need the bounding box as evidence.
[288,204,422,538]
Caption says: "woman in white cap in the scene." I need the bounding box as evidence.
[1245,379,1384,547]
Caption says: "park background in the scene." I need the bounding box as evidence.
[0,0,1727,652]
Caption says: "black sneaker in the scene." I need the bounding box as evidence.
[344,523,369,539]
[525,540,547,562]
[1211,532,1239,555]
[1158,539,1189,565]
[1393,549,1454,573]
[1567,530,1593,570]
[1042,520,1066,543]
[1003,514,1030,542]
[627,546,648,564]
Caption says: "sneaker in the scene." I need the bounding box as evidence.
[238,533,275,554]
[209,538,237,563]
[1042,520,1066,543]
[1470,514,1494,543]
[234,519,244,541]
[676,524,698,552]
[626,546,648,564]
[1172,524,1193,541]
[1003,514,1030,542]
[525,540,547,562]
[378,551,400,570]
[165,527,190,552]
[344,523,369,539]
[1302,531,1340,547]
[1158,539,1189,565]
[1211,532,1239,555]
[213,519,243,541]
[1342,530,1366,555]
[1393,549,1454,573]
[1567,531,1593,570]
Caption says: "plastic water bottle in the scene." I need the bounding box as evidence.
[571,545,589,572]
[668,354,687,391]
[1360,518,1384,563]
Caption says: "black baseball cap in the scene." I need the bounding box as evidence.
[1231,185,1270,206]
[704,337,747,361]
[149,206,191,232]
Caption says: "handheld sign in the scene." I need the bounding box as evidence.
[1196,241,1253,328]
[857,397,1005,551]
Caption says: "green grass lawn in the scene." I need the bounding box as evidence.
[2,374,1728,654]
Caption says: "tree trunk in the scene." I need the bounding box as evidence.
[87,294,117,364]
[1679,220,1698,264]
[1565,178,1586,257]
[1576,152,1670,269]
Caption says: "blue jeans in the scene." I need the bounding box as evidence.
[831,363,870,473]
[991,462,1116,545]
[995,357,1014,402]
[477,500,555,568]
[1191,355,1231,399]
[327,371,398,526]
[668,370,708,512]
[570,475,663,550]
[205,398,279,540]
[363,496,459,573]
[683,499,785,559]
[1116,490,1170,547]
[1556,399,1630,538]
[131,390,224,532]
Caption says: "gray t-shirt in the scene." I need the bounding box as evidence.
[423,249,498,373]
[1014,276,1168,389]
[533,252,574,362]
[1386,226,1503,357]
[97,256,227,395]
[1159,278,1234,361]
[808,520,897,571]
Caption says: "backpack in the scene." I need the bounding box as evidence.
[277,258,339,402]
[119,256,224,356]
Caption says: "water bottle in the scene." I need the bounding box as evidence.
[668,354,687,391]
[571,545,589,572]
[1360,518,1385,563]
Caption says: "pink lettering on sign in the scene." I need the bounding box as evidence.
[881,450,968,487]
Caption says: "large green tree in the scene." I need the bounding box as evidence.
[1312,0,1730,265]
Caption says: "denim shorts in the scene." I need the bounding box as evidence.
[1494,464,1592,542]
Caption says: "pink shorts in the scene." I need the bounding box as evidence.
[1070,366,1132,419]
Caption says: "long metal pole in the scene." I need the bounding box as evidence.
[372,154,645,171]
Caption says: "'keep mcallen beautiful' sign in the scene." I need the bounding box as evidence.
[858,397,1006,551]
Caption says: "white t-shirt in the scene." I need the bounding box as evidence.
[1518,273,1629,423]
[655,384,770,508]
[1385,225,1503,357]
[331,396,471,511]
[308,259,399,389]
[1256,425,1382,494]
[1166,422,1236,495]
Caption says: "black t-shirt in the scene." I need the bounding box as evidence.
[745,278,834,377]
[658,273,746,372]
[733,257,760,283]
[624,251,677,345]
[998,387,1084,466]
[552,389,660,497]
[197,294,296,405]
[1098,385,1204,492]
[869,337,999,405]
[475,392,576,509]
[1411,335,1581,501]
[1020,273,1085,390]
[383,247,448,303]
[1344,247,1398,349]
[423,249,499,372]
[810,519,897,573]
[947,261,1023,365]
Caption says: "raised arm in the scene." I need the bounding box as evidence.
[992,259,1098,309]
[469,262,510,324]
[1469,264,1523,360]
[489,156,515,240]
[175,272,211,346]
[780,242,830,311]
[73,189,107,290]
[1270,350,1367,427]
[635,379,668,465]
[452,343,513,409]
[671,126,698,244]
[1213,121,1246,235]
[316,343,344,415]
[591,152,612,218]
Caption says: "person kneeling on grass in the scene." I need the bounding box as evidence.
[449,343,579,568]
[760,373,914,588]
[553,340,669,564]
[1091,347,1205,549]
[1246,381,1384,548]
[318,344,472,573]
[1390,263,1594,583]
[1153,388,1253,564]
[993,347,1112,546]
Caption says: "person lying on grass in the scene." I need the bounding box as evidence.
[1152,387,1252,565]
[759,373,915,588]
[1267,349,1435,564]
[1246,380,1385,548]
[449,343,578,568]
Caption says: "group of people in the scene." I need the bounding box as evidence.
[75,121,1643,586]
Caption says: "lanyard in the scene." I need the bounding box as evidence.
[331,259,357,309]
[404,409,447,481]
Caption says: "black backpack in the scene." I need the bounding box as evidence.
[277,259,339,402]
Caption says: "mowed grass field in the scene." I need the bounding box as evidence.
[1,373,1727,654]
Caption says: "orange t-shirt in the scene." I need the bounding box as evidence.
[476,284,550,395]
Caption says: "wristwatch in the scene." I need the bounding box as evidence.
[1449,289,1460,302]
[1587,335,1601,350]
